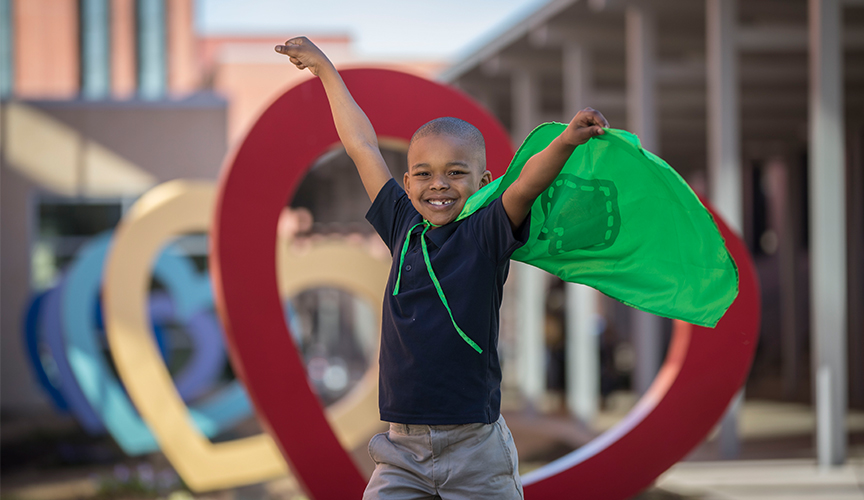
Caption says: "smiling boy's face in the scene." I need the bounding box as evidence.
[404,133,491,227]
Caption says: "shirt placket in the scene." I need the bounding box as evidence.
[402,232,423,291]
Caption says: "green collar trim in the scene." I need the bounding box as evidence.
[392,220,483,354]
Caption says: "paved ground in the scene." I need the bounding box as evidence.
[2,397,863,499]
[657,459,864,500]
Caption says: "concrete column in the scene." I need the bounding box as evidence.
[625,3,663,397]
[626,4,658,152]
[562,41,593,119]
[706,0,742,232]
[809,0,847,467]
[138,0,167,100]
[515,262,547,406]
[511,71,547,406]
[630,309,663,395]
[111,0,136,98]
[707,0,743,460]
[81,0,110,99]
[511,70,540,141]
[561,40,600,421]
[565,283,599,421]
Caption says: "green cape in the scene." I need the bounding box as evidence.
[458,123,738,328]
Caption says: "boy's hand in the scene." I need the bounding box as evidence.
[561,107,609,147]
[275,37,330,76]
[501,107,608,230]
[273,36,392,201]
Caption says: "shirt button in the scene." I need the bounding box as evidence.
[405,264,412,271]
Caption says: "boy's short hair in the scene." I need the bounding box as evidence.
[409,117,486,169]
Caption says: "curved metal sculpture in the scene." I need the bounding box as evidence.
[102,180,390,491]
[61,233,249,455]
[23,291,69,412]
[37,284,104,432]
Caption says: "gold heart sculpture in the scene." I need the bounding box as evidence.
[102,179,388,491]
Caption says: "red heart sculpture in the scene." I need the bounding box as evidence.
[212,68,759,499]
[211,69,513,498]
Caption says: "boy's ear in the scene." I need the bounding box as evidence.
[403,171,411,193]
[479,169,492,188]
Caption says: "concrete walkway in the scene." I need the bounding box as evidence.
[3,397,863,499]
[656,459,864,499]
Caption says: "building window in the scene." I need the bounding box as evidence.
[32,198,122,289]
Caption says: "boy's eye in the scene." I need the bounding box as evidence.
[448,170,467,176]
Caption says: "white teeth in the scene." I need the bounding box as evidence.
[428,200,454,206]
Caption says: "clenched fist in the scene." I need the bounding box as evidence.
[560,108,609,147]
[275,36,331,76]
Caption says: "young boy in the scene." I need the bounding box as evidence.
[276,37,607,500]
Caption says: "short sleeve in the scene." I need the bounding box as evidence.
[467,196,530,264]
[365,178,418,252]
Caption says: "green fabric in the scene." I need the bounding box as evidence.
[393,220,483,353]
[458,123,738,328]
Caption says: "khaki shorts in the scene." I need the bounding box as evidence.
[363,415,523,500]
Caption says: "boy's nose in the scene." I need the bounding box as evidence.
[430,174,449,189]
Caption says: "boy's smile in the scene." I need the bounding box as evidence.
[404,134,491,227]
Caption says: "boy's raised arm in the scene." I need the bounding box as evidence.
[275,37,392,202]
[501,108,609,230]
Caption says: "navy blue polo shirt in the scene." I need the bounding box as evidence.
[366,178,530,425]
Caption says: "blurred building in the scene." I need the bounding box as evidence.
[0,0,443,417]
[2,0,861,471]
[199,33,446,143]
[1,0,228,415]
[441,0,863,465]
